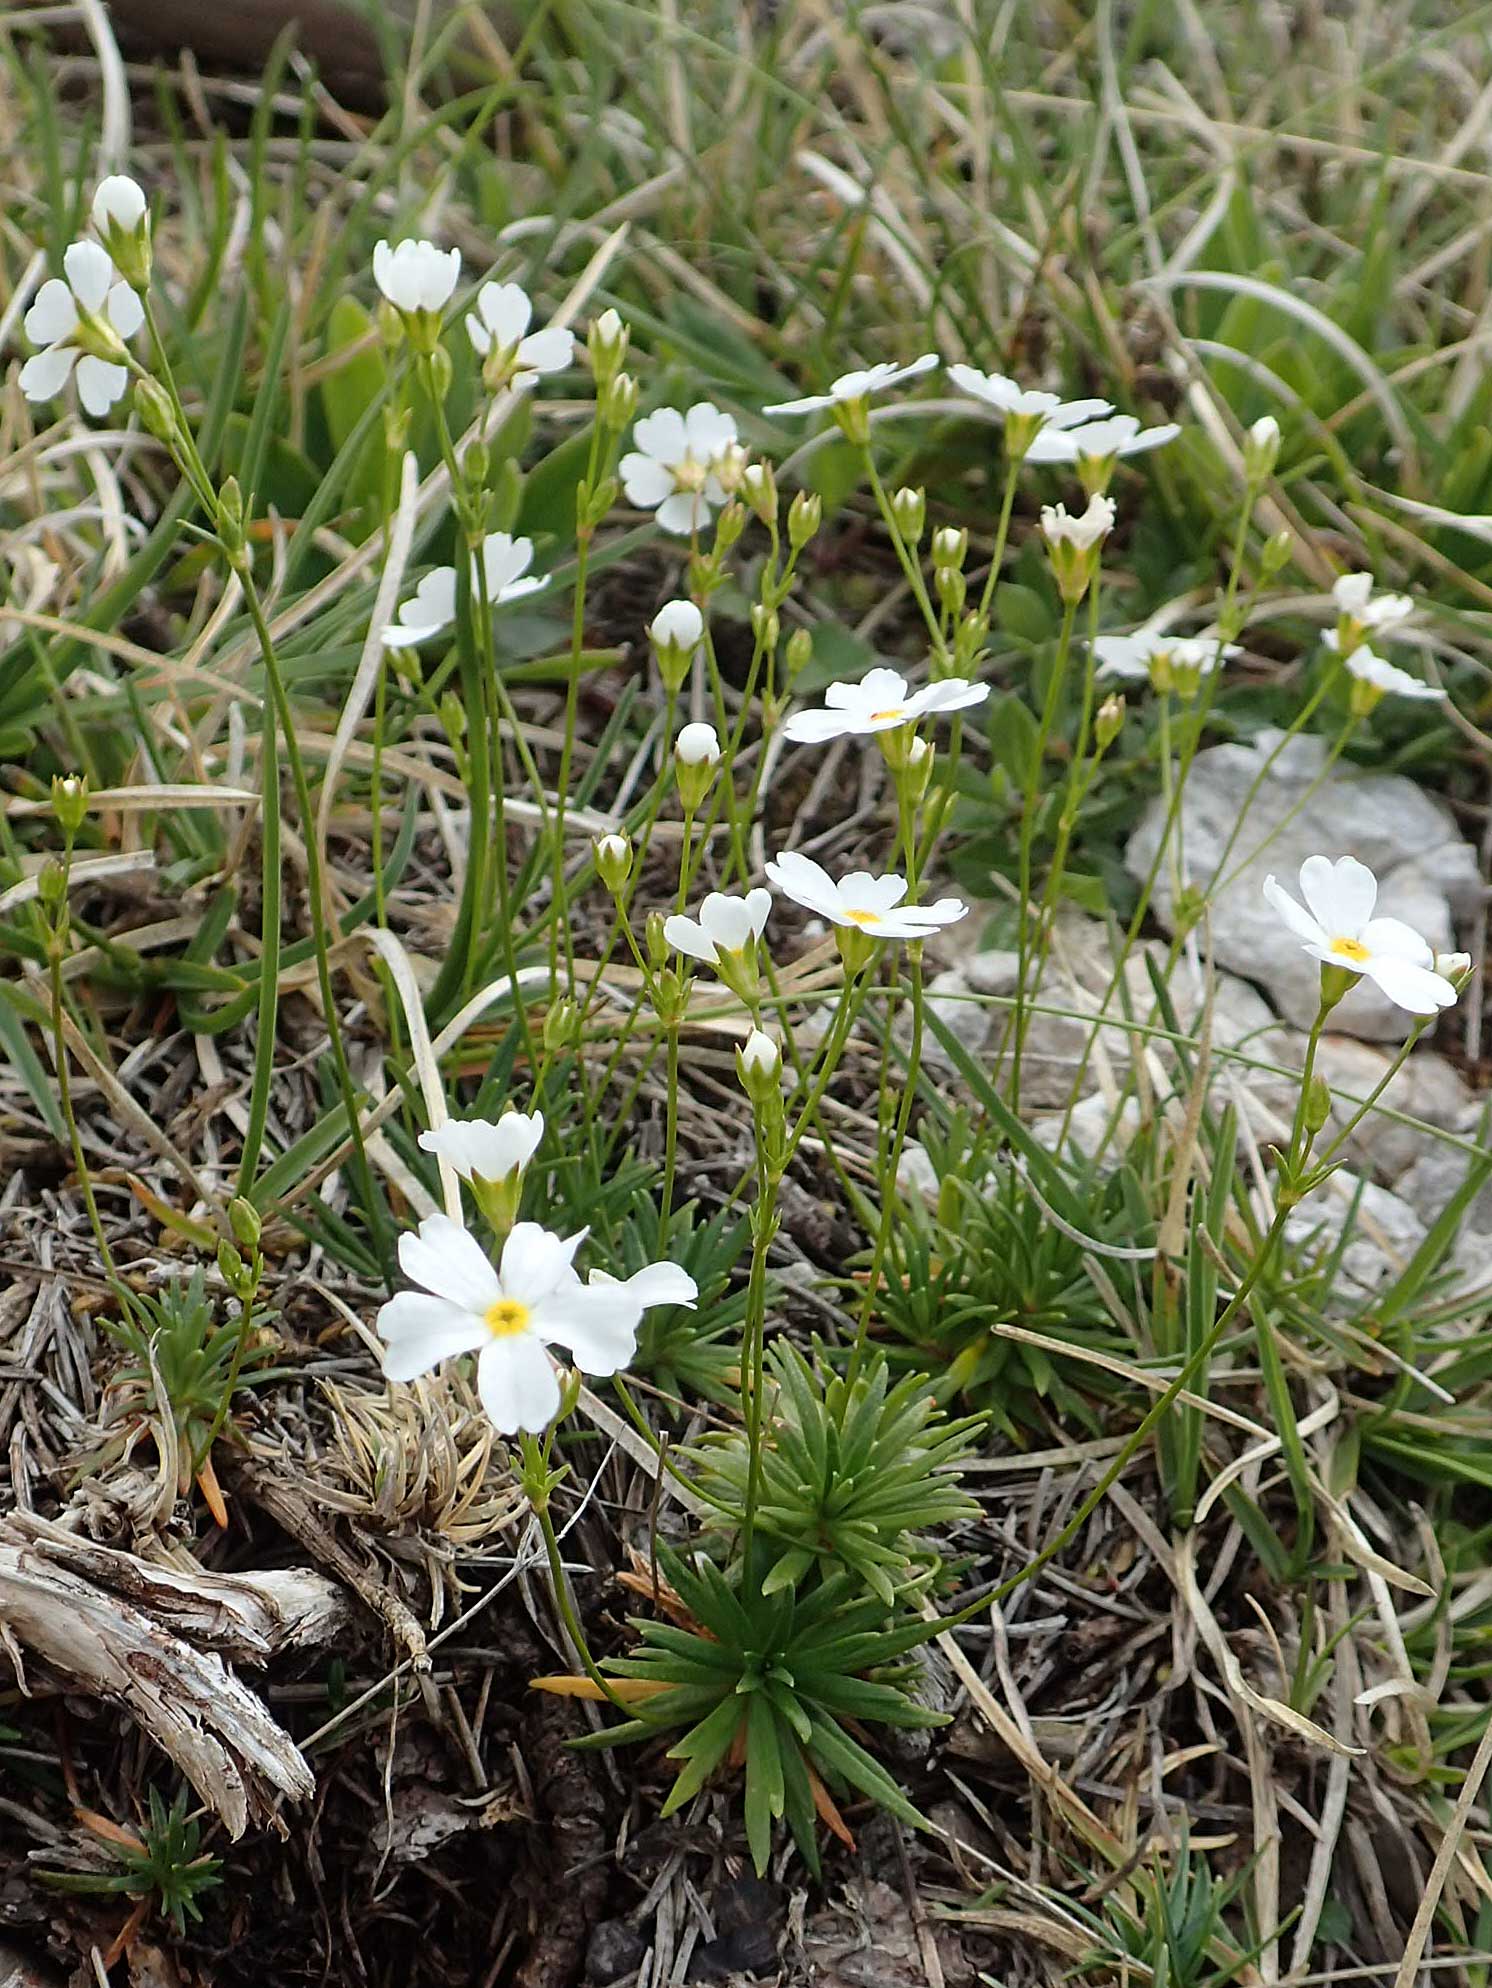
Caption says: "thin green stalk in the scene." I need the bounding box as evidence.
[236,692,280,1193]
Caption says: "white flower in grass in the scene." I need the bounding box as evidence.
[1040,495,1115,550]
[763,354,938,417]
[1263,856,1458,1016]
[1332,572,1414,632]
[19,242,143,416]
[620,403,738,535]
[663,888,771,965]
[378,1214,649,1434]
[1026,412,1181,469]
[783,666,987,746]
[945,363,1110,450]
[418,1111,543,1184]
[380,532,544,647]
[1342,645,1444,709]
[373,237,461,315]
[465,281,574,389]
[765,849,966,940]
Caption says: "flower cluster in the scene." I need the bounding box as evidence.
[19,176,152,417]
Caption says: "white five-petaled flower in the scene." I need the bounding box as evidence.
[1026,412,1181,467]
[945,364,1110,434]
[378,1215,656,1434]
[763,355,938,416]
[19,242,143,416]
[1093,630,1240,685]
[1342,646,1444,703]
[1263,856,1458,1016]
[619,403,738,535]
[380,532,545,648]
[465,281,574,387]
[1040,495,1116,550]
[663,888,771,965]
[373,238,461,316]
[92,175,147,233]
[782,666,988,745]
[417,1111,544,1184]
[1332,572,1413,631]
[765,849,966,939]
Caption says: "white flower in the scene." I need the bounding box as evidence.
[1040,495,1116,550]
[763,355,938,416]
[465,281,574,387]
[663,888,771,964]
[619,403,738,535]
[765,849,966,939]
[377,1215,648,1434]
[1026,413,1181,466]
[417,1111,543,1184]
[675,721,721,765]
[380,532,544,647]
[1343,646,1444,703]
[588,1262,698,1308]
[1331,572,1414,631]
[1262,856,1458,1015]
[1093,629,1239,685]
[373,238,461,315]
[19,241,143,416]
[92,175,146,232]
[650,600,702,651]
[782,666,987,745]
[945,364,1110,431]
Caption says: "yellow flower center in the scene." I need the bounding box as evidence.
[673,457,709,492]
[484,1297,531,1338]
[1329,935,1370,965]
[870,707,907,722]
[845,907,880,927]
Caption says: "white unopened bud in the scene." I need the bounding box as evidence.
[594,832,632,890]
[675,721,721,767]
[1244,414,1281,483]
[650,599,703,692]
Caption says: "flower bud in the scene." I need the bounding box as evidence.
[1243,414,1281,484]
[935,566,966,617]
[788,489,822,550]
[750,603,779,652]
[216,1238,248,1293]
[463,438,490,498]
[736,1026,782,1104]
[594,831,632,891]
[741,461,777,524]
[891,486,925,544]
[93,174,153,292]
[713,500,747,554]
[426,344,453,403]
[674,721,721,810]
[36,857,66,915]
[713,442,749,495]
[931,526,967,573]
[1303,1074,1332,1134]
[50,774,89,836]
[601,371,638,431]
[649,599,702,693]
[645,910,669,969]
[1095,693,1126,750]
[215,476,248,569]
[132,376,177,446]
[1261,530,1293,579]
[784,628,813,681]
[543,997,581,1054]
[903,736,934,804]
[229,1195,263,1251]
[1040,496,1115,605]
[588,306,628,384]
[1437,951,1474,988]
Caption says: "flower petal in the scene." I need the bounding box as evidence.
[398,1213,500,1313]
[655,491,707,535]
[765,849,842,918]
[632,407,688,461]
[63,240,114,311]
[476,1334,561,1434]
[683,401,736,454]
[534,1285,642,1375]
[517,326,574,374]
[24,278,78,347]
[1298,854,1375,938]
[74,355,127,415]
[499,1221,586,1308]
[418,1112,543,1182]
[781,708,855,744]
[106,282,144,340]
[1361,955,1457,1015]
[377,1292,488,1380]
[1262,875,1327,949]
[609,1262,698,1310]
[18,344,77,402]
[1358,917,1434,966]
[619,453,675,508]
[475,280,532,346]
